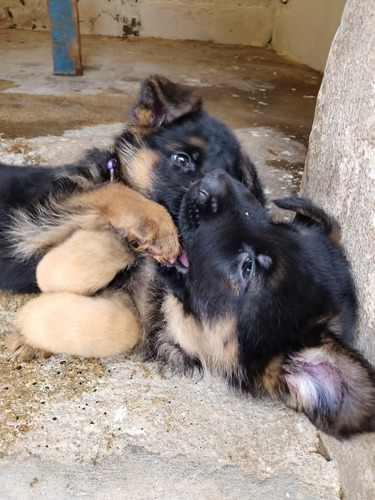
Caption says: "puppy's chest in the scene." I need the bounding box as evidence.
[161,294,239,373]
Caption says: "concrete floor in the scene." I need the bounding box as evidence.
[0,29,349,499]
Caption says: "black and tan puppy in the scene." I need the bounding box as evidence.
[1,75,264,358]
[152,169,375,438]
[2,77,375,438]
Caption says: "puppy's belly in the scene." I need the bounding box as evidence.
[14,291,141,358]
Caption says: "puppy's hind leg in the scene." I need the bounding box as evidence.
[7,289,141,360]
[37,229,135,295]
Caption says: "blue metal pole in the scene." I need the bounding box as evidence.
[48,0,82,76]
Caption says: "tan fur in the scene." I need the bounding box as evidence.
[9,237,157,362]
[188,136,209,154]
[10,182,179,263]
[8,201,163,361]
[66,183,179,262]
[127,76,201,133]
[9,199,80,259]
[37,229,135,295]
[131,76,201,125]
[261,355,284,396]
[132,109,154,128]
[10,289,141,358]
[122,148,159,194]
[6,335,51,361]
[127,259,159,335]
[188,137,208,150]
[161,294,241,378]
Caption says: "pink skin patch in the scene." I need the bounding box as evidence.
[283,349,342,412]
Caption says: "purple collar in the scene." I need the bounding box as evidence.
[107,158,118,182]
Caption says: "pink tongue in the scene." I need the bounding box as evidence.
[178,249,189,268]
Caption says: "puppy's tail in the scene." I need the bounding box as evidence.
[274,196,341,244]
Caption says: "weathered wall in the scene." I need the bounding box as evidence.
[301,1,375,497]
[0,0,48,31]
[273,0,347,71]
[77,0,140,38]
[0,0,275,46]
[77,0,276,45]
[0,1,346,70]
[135,0,274,46]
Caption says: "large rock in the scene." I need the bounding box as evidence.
[301,1,375,498]
[302,0,375,365]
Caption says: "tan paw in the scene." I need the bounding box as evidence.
[6,330,51,361]
[127,206,179,263]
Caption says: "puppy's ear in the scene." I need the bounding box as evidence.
[268,337,375,437]
[129,75,202,128]
[241,156,266,206]
[274,196,341,243]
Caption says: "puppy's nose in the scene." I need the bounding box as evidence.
[193,169,229,215]
[198,187,209,202]
[199,169,229,196]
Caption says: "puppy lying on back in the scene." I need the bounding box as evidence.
[153,169,375,438]
[1,77,375,438]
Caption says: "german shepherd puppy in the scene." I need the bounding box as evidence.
[1,75,264,358]
[2,77,375,438]
[154,168,375,437]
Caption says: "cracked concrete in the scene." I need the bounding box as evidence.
[0,29,359,499]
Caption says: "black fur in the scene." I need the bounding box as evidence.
[0,151,116,293]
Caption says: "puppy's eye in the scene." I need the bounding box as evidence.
[171,153,192,170]
[241,257,253,281]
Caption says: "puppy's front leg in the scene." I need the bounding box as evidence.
[68,183,180,263]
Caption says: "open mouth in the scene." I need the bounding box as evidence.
[166,247,189,274]
[176,248,189,270]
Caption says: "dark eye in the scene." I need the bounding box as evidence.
[171,153,192,171]
[241,257,254,281]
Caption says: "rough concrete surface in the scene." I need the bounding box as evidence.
[301,1,375,498]
[0,29,364,499]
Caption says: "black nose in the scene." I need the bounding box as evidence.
[198,169,229,198]
[191,169,230,216]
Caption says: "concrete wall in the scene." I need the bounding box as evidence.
[272,0,347,71]
[135,0,274,46]
[301,1,375,497]
[0,0,346,71]
[0,0,275,46]
[76,0,275,46]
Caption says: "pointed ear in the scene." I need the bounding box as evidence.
[241,155,266,206]
[129,75,202,129]
[273,337,375,437]
[274,196,341,243]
